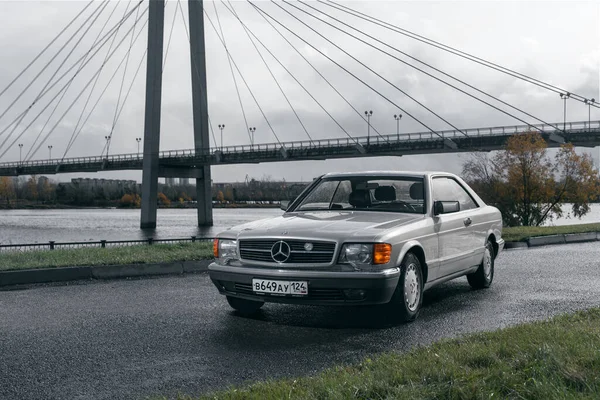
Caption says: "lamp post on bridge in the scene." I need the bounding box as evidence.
[364,110,373,146]
[18,143,23,164]
[136,137,142,156]
[104,135,111,157]
[393,113,402,135]
[218,124,225,151]
[249,127,256,146]
[584,99,595,130]
[560,92,570,132]
[48,145,52,160]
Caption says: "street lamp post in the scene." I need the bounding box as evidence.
[249,127,256,146]
[584,98,595,130]
[18,143,23,164]
[560,93,570,132]
[393,114,402,135]
[364,110,373,146]
[218,124,225,151]
[136,137,142,156]
[48,145,52,160]
[104,135,111,157]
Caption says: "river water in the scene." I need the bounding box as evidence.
[1,205,599,245]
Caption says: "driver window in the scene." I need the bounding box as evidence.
[432,177,478,211]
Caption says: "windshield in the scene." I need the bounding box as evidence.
[292,176,425,214]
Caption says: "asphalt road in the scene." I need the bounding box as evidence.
[1,242,599,400]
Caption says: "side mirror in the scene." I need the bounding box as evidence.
[280,200,290,211]
[434,200,460,215]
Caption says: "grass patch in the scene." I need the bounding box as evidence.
[166,308,600,400]
[0,242,213,271]
[503,223,600,242]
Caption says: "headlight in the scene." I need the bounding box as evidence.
[214,239,238,262]
[338,243,391,266]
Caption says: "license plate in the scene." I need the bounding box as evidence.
[252,279,308,296]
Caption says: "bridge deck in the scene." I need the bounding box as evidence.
[1,120,599,177]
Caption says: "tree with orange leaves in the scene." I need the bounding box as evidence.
[463,131,600,226]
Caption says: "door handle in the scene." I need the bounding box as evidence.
[463,217,472,227]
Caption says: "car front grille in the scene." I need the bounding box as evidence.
[234,283,344,301]
[238,239,336,264]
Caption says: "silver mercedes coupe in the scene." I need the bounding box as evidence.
[209,171,504,322]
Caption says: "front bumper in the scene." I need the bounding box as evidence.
[208,263,400,306]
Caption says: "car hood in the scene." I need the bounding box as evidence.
[220,211,425,242]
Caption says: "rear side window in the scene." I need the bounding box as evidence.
[432,177,478,211]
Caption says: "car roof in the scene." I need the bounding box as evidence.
[322,171,457,179]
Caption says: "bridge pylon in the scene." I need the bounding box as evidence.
[140,0,212,228]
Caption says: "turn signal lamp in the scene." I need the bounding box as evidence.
[373,243,392,265]
[213,238,219,258]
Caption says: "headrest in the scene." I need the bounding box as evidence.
[349,189,371,208]
[409,182,424,200]
[374,186,396,201]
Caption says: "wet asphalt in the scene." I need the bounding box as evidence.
[1,242,599,400]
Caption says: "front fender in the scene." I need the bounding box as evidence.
[395,240,426,268]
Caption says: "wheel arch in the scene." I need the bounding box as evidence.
[486,230,499,258]
[396,241,428,284]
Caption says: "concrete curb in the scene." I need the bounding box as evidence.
[0,259,211,288]
[505,231,600,249]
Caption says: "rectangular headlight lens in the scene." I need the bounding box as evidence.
[217,239,238,261]
[339,244,373,265]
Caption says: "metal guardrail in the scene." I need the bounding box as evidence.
[0,236,214,253]
[1,119,599,168]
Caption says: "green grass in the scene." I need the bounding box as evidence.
[0,242,213,271]
[163,308,600,400]
[503,223,600,242]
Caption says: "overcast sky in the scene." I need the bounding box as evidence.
[0,0,598,183]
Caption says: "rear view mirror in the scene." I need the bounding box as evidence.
[434,200,460,215]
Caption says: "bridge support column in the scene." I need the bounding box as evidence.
[140,0,165,229]
[189,0,213,226]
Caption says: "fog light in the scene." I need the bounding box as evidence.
[343,289,366,300]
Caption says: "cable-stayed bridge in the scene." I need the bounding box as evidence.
[1,119,600,178]
[1,0,598,228]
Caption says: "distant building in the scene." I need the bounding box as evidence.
[180,178,190,185]
[165,177,176,186]
[70,178,138,191]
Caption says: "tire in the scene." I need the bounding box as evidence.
[226,296,264,316]
[388,252,424,322]
[467,239,494,289]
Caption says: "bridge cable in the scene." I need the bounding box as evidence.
[0,10,149,160]
[176,0,218,149]
[0,0,109,127]
[212,2,253,144]
[249,2,447,140]
[62,0,128,158]
[297,1,564,134]
[278,0,468,137]
[0,0,95,99]
[106,0,139,158]
[162,1,178,71]
[0,1,146,142]
[23,0,111,161]
[224,0,361,144]
[220,1,314,144]
[25,15,150,162]
[324,0,599,108]
[246,1,388,143]
[203,9,285,146]
[0,1,110,155]
[63,48,147,158]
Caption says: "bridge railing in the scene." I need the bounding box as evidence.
[2,120,599,168]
